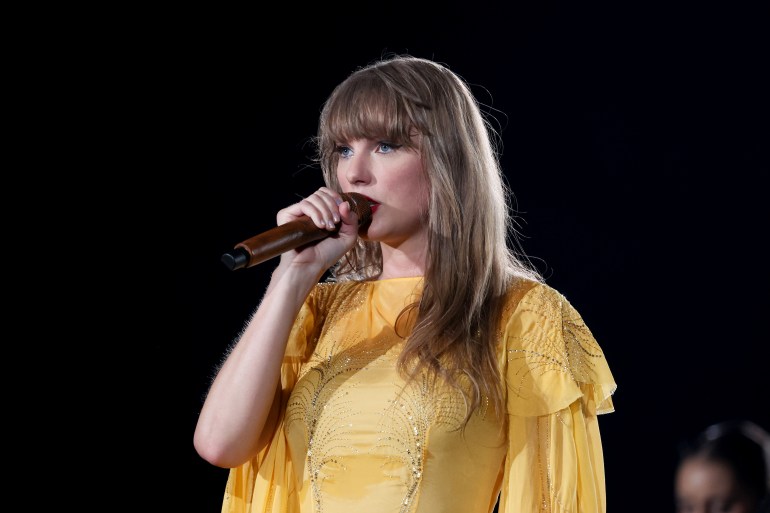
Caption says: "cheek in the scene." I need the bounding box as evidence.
[397,167,429,206]
[394,179,429,216]
[335,164,346,186]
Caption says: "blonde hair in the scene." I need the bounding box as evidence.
[315,54,542,423]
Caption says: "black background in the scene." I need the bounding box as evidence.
[180,2,769,511]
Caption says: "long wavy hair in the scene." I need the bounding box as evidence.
[314,54,542,424]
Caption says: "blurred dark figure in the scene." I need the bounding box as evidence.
[675,420,770,513]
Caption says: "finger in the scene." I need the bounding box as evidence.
[336,199,361,230]
[315,188,343,224]
[300,189,341,230]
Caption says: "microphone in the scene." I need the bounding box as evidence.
[221,192,373,271]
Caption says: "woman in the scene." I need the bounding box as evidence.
[675,420,770,513]
[194,54,617,513]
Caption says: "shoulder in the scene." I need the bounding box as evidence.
[500,279,617,415]
[500,278,592,327]
[499,279,567,327]
[498,279,576,365]
[287,280,368,358]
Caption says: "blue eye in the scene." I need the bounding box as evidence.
[378,142,401,153]
[335,145,353,158]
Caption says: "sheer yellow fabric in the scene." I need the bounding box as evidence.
[221,277,616,513]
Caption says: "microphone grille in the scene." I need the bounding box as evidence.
[341,192,373,226]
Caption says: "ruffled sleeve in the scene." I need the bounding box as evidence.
[221,291,321,513]
[499,282,617,513]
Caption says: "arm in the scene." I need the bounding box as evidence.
[193,188,362,468]
[500,393,607,512]
[499,282,617,511]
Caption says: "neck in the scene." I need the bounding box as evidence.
[378,243,426,280]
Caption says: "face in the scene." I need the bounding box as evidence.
[675,457,758,513]
[335,137,429,250]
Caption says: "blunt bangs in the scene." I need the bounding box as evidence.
[321,74,423,156]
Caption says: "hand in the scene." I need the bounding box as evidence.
[275,187,362,271]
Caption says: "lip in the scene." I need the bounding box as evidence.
[359,194,379,214]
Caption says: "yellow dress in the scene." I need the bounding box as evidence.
[222,277,617,513]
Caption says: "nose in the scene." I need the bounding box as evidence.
[343,153,371,185]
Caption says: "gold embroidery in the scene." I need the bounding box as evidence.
[506,285,606,399]
[377,374,466,512]
[285,279,508,512]
[288,325,398,509]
